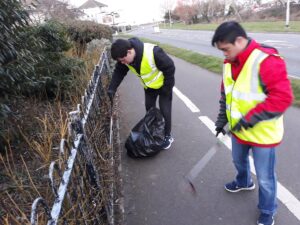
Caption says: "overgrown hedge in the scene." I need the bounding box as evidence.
[66,20,113,56]
[3,20,84,98]
[0,0,113,153]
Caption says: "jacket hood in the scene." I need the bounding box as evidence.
[129,37,144,67]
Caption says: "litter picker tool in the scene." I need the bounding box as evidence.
[182,130,229,195]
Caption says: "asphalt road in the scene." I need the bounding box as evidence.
[128,25,300,78]
[118,56,300,225]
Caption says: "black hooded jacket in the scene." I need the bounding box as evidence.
[108,37,175,93]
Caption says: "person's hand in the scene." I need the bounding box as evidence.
[215,127,226,137]
[232,117,251,132]
[107,89,115,103]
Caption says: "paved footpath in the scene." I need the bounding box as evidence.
[117,56,300,225]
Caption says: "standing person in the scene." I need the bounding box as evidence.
[212,21,293,225]
[107,37,175,149]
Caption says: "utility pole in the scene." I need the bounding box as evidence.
[285,0,290,28]
[166,0,173,27]
[168,9,172,27]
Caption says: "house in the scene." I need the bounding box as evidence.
[78,0,130,27]
[78,0,108,24]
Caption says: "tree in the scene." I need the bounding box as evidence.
[163,11,180,22]
[223,0,243,21]
[275,0,286,7]
[27,0,83,23]
[173,0,199,24]
[161,0,177,25]
[194,0,210,22]
[193,0,226,23]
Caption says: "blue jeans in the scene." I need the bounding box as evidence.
[231,136,277,215]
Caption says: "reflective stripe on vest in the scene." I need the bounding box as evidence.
[223,48,284,144]
[126,43,164,89]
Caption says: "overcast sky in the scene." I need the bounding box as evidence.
[67,0,280,24]
[67,0,167,24]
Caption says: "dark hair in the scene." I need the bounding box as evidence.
[111,39,132,60]
[211,21,247,46]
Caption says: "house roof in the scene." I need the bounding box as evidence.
[79,0,107,9]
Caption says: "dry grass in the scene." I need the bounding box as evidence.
[0,101,72,224]
[0,44,115,224]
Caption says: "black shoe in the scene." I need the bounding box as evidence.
[161,135,174,149]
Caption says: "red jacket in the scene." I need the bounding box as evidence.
[219,39,294,147]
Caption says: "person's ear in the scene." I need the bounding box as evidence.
[235,36,243,45]
[235,36,247,49]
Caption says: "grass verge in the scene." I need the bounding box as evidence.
[160,21,300,33]
[119,35,299,107]
[291,79,300,107]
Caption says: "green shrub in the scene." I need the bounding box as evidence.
[0,0,29,67]
[20,20,84,98]
[1,20,84,99]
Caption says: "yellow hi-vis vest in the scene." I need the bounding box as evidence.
[126,43,164,89]
[223,48,284,145]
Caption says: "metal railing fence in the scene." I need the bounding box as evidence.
[30,48,118,225]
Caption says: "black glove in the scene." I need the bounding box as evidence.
[107,89,115,103]
[215,127,226,137]
[232,117,252,132]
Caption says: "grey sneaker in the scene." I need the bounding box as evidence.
[161,135,174,149]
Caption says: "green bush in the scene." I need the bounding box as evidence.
[1,20,84,98]
[20,20,84,98]
[0,0,29,67]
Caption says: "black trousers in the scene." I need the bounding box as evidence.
[144,86,173,136]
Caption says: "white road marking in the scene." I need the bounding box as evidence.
[173,86,300,221]
[173,87,200,113]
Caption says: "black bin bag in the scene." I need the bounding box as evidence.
[125,107,165,158]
